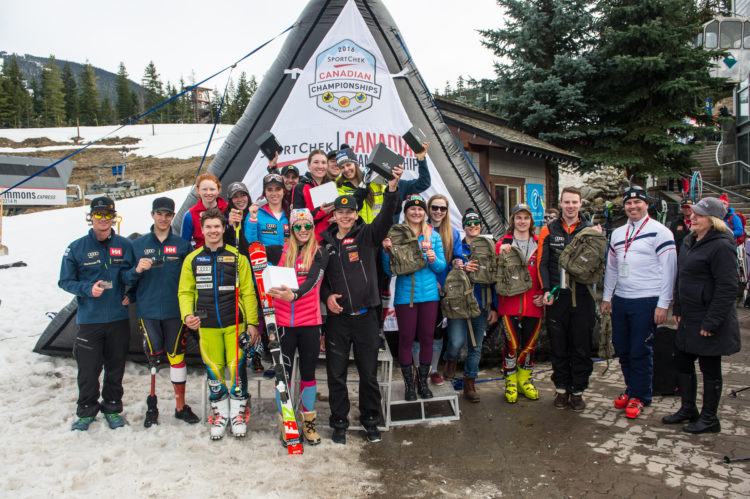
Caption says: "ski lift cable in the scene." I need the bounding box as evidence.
[0,23,296,197]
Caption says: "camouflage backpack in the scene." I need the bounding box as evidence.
[467,236,497,285]
[495,246,532,297]
[440,268,481,346]
[387,224,429,306]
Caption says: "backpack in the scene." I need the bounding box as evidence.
[467,236,497,285]
[440,269,481,347]
[732,211,747,245]
[387,224,428,306]
[495,246,532,297]
[558,227,607,305]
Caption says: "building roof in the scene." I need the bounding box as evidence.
[435,97,580,163]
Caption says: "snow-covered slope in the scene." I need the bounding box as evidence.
[0,188,377,498]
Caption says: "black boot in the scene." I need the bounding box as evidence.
[401,365,417,401]
[662,373,699,424]
[683,377,722,434]
[416,364,434,399]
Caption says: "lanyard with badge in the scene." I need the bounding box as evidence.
[620,217,648,278]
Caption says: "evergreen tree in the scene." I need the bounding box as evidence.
[131,89,141,121]
[99,96,114,125]
[232,72,254,121]
[142,61,164,122]
[78,63,99,125]
[210,87,223,121]
[61,61,79,124]
[479,0,596,148]
[164,82,177,123]
[584,0,726,176]
[29,76,43,126]
[0,55,31,127]
[177,78,193,123]
[115,62,134,122]
[41,55,66,126]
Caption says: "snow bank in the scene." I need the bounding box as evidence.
[0,188,377,498]
[0,124,233,159]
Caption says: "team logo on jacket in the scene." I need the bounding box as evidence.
[86,251,98,258]
[343,238,354,245]
[144,248,156,255]
[218,256,235,263]
[110,248,122,257]
[164,246,177,254]
[308,39,381,119]
[196,256,211,263]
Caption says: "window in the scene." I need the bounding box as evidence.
[720,21,742,49]
[744,21,750,48]
[739,88,749,124]
[494,184,519,221]
[705,20,719,48]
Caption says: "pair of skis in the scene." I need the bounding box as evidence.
[249,241,303,455]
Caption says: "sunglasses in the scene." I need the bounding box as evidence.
[430,205,448,212]
[293,223,314,231]
[92,212,115,220]
[465,220,481,227]
[543,215,555,220]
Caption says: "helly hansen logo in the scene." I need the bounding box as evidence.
[164,246,177,254]
[110,248,122,257]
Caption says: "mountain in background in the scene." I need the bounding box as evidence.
[0,52,143,103]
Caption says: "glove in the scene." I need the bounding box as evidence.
[239,331,251,351]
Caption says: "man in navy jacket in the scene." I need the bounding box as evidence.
[59,197,135,431]
[127,197,198,427]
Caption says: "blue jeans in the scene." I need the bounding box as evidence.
[611,295,657,404]
[444,310,488,379]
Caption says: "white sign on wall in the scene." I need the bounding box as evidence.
[0,187,67,206]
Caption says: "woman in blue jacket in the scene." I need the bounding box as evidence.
[383,194,446,401]
[245,173,290,253]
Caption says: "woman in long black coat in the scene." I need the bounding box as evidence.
[665,197,741,434]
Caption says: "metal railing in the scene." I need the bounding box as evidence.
[714,137,750,184]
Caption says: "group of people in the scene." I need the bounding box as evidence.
[58,147,742,446]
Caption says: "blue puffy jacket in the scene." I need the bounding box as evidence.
[244,205,289,247]
[382,226,446,305]
[58,229,135,324]
[127,229,191,320]
[428,223,459,287]
[724,207,745,240]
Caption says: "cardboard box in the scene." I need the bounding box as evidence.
[366,143,403,181]
[262,265,299,292]
[309,182,338,208]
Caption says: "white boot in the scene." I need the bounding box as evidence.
[208,396,229,440]
[230,394,250,438]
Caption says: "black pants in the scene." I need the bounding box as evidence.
[279,325,321,381]
[325,310,381,428]
[677,350,722,380]
[546,289,595,393]
[73,319,130,417]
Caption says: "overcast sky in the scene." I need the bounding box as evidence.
[1,0,502,93]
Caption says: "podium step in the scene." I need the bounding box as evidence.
[388,381,460,426]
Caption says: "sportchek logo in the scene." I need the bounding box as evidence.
[164,246,177,254]
[110,248,122,257]
[308,39,381,119]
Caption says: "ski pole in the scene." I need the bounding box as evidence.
[234,224,241,396]
[730,386,750,397]
[719,456,750,464]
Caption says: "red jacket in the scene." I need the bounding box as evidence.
[273,244,325,327]
[188,197,228,248]
[495,234,543,318]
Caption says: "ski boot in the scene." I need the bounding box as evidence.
[208,396,229,440]
[517,367,539,400]
[229,394,250,438]
[505,371,518,403]
[144,395,159,428]
[302,411,321,445]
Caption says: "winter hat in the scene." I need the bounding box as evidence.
[336,146,358,167]
[327,149,338,160]
[462,208,481,226]
[227,182,249,199]
[623,185,649,203]
[404,194,426,213]
[152,197,175,213]
[290,208,312,226]
[692,197,727,219]
[90,196,115,213]
[719,193,730,208]
[280,164,300,177]
[333,195,358,211]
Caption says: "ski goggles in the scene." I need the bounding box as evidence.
[293,223,314,232]
[92,212,115,220]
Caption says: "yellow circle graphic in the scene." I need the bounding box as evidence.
[338,96,350,107]
[355,93,367,103]
[322,92,334,103]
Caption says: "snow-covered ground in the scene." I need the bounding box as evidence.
[0,187,376,498]
[0,124,233,159]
